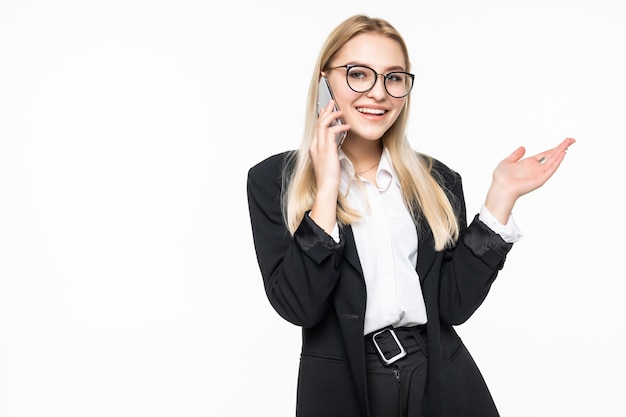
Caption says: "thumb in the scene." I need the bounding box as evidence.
[505,146,526,163]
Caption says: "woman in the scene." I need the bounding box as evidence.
[247,14,574,417]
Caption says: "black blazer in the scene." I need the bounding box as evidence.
[247,151,513,417]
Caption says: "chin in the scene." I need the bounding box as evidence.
[357,129,388,142]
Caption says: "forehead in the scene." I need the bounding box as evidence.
[332,33,406,70]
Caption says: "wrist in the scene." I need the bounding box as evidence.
[484,183,517,225]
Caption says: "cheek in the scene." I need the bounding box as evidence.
[387,103,405,123]
[334,91,356,110]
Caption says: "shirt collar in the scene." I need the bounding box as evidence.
[339,147,398,195]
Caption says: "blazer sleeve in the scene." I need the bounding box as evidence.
[432,160,514,325]
[246,152,345,328]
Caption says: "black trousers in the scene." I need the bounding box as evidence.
[365,326,428,417]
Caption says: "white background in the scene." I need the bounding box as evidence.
[1,1,624,416]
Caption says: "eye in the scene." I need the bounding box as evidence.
[348,68,367,80]
[386,72,406,83]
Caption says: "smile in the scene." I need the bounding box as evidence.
[357,107,386,115]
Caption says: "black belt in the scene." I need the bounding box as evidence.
[365,325,426,366]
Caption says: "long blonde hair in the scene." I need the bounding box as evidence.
[283,14,460,251]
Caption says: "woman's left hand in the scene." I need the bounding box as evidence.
[484,137,576,223]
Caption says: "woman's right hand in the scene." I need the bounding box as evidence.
[308,100,350,234]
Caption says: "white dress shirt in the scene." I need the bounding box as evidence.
[333,148,521,335]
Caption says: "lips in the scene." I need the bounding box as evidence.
[356,107,386,115]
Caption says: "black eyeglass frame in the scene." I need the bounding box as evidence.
[325,64,415,98]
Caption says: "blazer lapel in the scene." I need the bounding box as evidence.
[416,223,437,283]
[341,225,363,276]
[334,225,370,416]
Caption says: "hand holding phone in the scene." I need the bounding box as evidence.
[317,76,347,147]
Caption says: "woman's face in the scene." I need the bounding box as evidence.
[325,33,408,143]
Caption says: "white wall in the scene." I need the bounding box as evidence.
[0,1,624,416]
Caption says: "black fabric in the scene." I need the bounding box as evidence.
[366,326,428,417]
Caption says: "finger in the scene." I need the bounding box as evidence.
[548,138,576,156]
[562,137,576,146]
[534,138,576,165]
[319,99,335,115]
[318,103,340,125]
[505,146,526,163]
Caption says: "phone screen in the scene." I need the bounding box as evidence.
[318,77,347,147]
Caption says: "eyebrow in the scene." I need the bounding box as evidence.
[345,62,408,72]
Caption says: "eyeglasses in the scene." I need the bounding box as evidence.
[325,64,415,98]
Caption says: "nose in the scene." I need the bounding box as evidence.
[366,74,388,100]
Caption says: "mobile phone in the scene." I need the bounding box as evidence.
[317,76,347,147]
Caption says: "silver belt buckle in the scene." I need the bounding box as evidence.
[372,328,407,365]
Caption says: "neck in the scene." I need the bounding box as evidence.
[342,139,383,172]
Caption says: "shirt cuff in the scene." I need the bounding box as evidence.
[478,205,523,243]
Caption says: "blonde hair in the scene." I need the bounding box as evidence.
[283,14,459,251]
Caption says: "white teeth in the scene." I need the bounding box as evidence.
[357,107,385,115]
